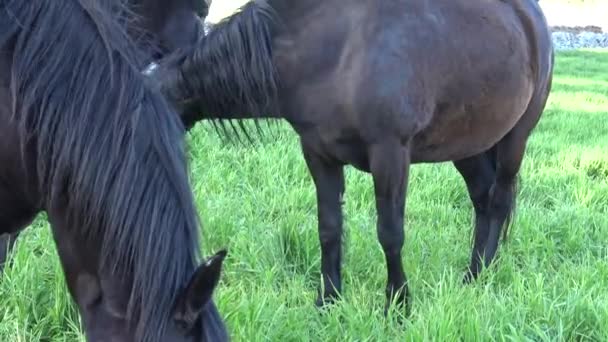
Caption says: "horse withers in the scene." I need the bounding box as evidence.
[148,0,554,314]
[0,0,228,340]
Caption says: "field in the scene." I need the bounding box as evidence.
[1,50,607,340]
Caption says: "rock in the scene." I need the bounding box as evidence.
[552,31,608,51]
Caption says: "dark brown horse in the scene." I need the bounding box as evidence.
[0,0,210,272]
[0,0,227,340]
[148,0,554,313]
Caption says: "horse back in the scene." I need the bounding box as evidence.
[358,0,552,99]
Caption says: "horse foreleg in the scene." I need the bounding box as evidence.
[369,140,410,315]
[453,151,496,281]
[301,143,345,307]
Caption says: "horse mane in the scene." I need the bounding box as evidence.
[1,0,204,340]
[157,0,279,142]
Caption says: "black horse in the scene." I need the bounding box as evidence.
[128,0,210,58]
[0,0,210,273]
[147,0,555,313]
[0,0,228,340]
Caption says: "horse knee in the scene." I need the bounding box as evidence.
[318,216,341,246]
[319,232,340,250]
[377,222,404,255]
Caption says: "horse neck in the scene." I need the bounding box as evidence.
[127,0,205,60]
[162,0,280,123]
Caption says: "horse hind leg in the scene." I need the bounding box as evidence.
[472,135,523,279]
[453,148,497,281]
[369,140,410,314]
[462,91,547,281]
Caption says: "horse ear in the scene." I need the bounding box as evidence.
[173,249,227,330]
[204,0,212,8]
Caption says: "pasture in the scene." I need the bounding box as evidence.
[0,49,607,341]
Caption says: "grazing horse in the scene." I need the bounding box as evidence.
[147,0,555,313]
[128,0,211,58]
[0,0,210,272]
[0,0,228,340]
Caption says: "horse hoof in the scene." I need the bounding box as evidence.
[315,293,340,309]
[384,300,410,321]
[384,288,410,318]
[463,269,480,284]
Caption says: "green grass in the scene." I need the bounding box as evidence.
[1,50,608,341]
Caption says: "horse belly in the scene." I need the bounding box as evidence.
[411,84,534,163]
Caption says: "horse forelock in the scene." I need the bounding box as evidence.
[2,0,202,340]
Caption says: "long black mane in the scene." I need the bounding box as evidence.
[1,0,203,340]
[156,0,279,141]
